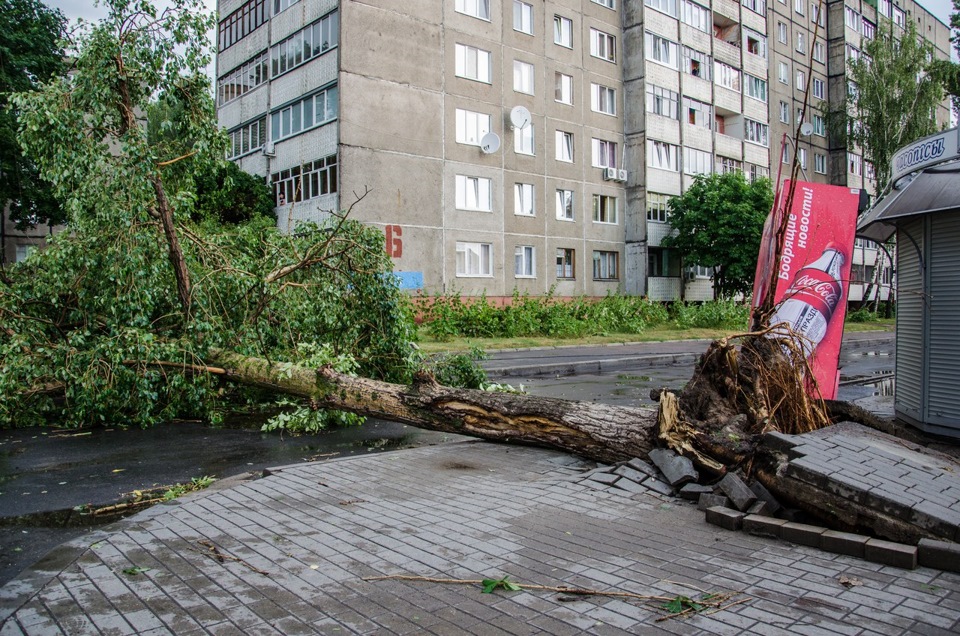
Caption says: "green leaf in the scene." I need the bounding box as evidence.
[122,566,151,576]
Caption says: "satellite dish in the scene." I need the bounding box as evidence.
[480,132,501,154]
[509,105,531,129]
[799,122,814,137]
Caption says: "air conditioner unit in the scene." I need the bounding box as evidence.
[603,167,617,181]
[685,270,697,282]
[262,143,275,157]
[617,169,628,182]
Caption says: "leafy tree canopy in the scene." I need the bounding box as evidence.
[1,0,417,429]
[0,0,67,231]
[662,172,773,300]
[841,19,944,193]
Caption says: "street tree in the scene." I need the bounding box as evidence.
[928,0,960,115]
[840,19,944,193]
[0,0,67,233]
[661,172,773,300]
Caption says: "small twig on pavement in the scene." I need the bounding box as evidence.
[192,540,271,576]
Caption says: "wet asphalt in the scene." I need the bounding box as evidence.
[0,332,895,586]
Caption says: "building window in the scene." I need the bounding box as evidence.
[862,20,875,40]
[15,244,37,262]
[555,72,573,104]
[865,161,875,181]
[648,247,680,277]
[646,84,680,119]
[683,147,713,175]
[744,119,769,147]
[893,7,905,28]
[455,44,492,83]
[794,0,803,15]
[742,0,765,14]
[745,74,767,102]
[556,248,575,279]
[590,28,616,63]
[813,114,825,136]
[592,0,615,8]
[556,189,574,220]
[513,60,535,94]
[593,195,618,224]
[846,44,860,62]
[681,1,709,32]
[812,77,824,99]
[218,0,267,52]
[647,139,679,171]
[513,1,533,34]
[798,148,807,169]
[272,155,338,206]
[814,153,826,174]
[591,84,616,116]
[270,85,338,142]
[269,11,338,77]
[228,116,267,159]
[647,192,670,223]
[592,139,618,169]
[878,0,891,18]
[515,122,535,155]
[796,32,805,54]
[515,183,535,216]
[779,101,790,123]
[778,61,788,84]
[748,164,769,181]
[456,242,493,277]
[777,22,787,44]
[848,153,862,176]
[455,175,492,211]
[455,0,490,21]
[796,70,806,90]
[645,0,678,18]
[554,15,573,48]
[813,41,825,63]
[515,245,535,277]
[217,51,268,105]
[715,62,741,91]
[683,47,712,80]
[593,251,619,280]
[274,0,298,14]
[683,96,712,127]
[845,6,860,31]
[646,33,679,69]
[455,109,492,146]
[745,29,766,57]
[556,130,574,162]
[718,156,742,174]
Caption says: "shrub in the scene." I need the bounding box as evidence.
[671,299,749,330]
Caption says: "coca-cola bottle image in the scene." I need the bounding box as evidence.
[768,246,845,359]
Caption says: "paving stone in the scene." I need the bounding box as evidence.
[612,477,650,495]
[761,431,800,454]
[625,458,659,478]
[678,483,714,501]
[647,448,698,487]
[821,530,870,558]
[743,515,788,539]
[706,506,746,531]
[585,471,620,485]
[917,538,960,573]
[749,480,782,514]
[747,500,775,516]
[643,478,676,496]
[718,473,758,511]
[780,522,826,548]
[697,493,732,512]
[613,465,651,484]
[864,538,918,570]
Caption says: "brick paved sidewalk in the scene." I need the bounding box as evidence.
[1,440,958,635]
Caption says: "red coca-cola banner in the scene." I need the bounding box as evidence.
[753,181,859,400]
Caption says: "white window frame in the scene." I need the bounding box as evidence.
[779,101,790,124]
[513,60,535,94]
[744,29,767,58]
[455,175,493,212]
[515,122,535,155]
[813,41,826,63]
[796,32,805,54]
[515,245,536,278]
[715,61,741,92]
[514,183,535,216]
[455,108,491,146]
[794,0,804,14]
[590,28,616,63]
[680,0,709,32]
[455,44,492,83]
[745,74,767,103]
[647,139,679,171]
[646,32,679,69]
[647,84,680,119]
[812,77,824,99]
[556,189,574,220]
[592,250,619,281]
[645,0,678,18]
[744,119,769,147]
[555,72,573,104]
[813,114,825,136]
[592,139,618,169]
[683,147,713,175]
[556,248,575,279]
[778,61,788,84]
[798,148,807,169]
[513,1,534,34]
[592,195,618,224]
[796,69,806,91]
[556,130,574,163]
[777,22,787,44]
[554,15,573,48]
[814,153,827,174]
[456,242,493,277]
[591,83,617,116]
[848,152,862,176]
[592,0,615,8]
[455,0,490,21]
[647,192,670,223]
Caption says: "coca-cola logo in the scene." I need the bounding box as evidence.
[790,271,840,317]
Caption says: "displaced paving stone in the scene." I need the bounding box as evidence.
[917,538,960,572]
[678,483,713,501]
[762,431,800,454]
[643,478,675,496]
[706,506,745,531]
[743,515,788,539]
[697,493,731,512]
[613,478,649,495]
[625,458,659,477]
[718,473,757,511]
[648,448,698,487]
[749,480,782,514]
[821,530,870,558]
[586,471,619,485]
[780,521,826,548]
[864,538,918,570]
[613,465,650,484]
[746,500,775,517]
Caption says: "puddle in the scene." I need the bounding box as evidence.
[861,376,895,397]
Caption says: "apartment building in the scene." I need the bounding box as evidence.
[214,0,949,301]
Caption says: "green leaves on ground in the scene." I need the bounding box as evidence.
[481,575,523,594]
